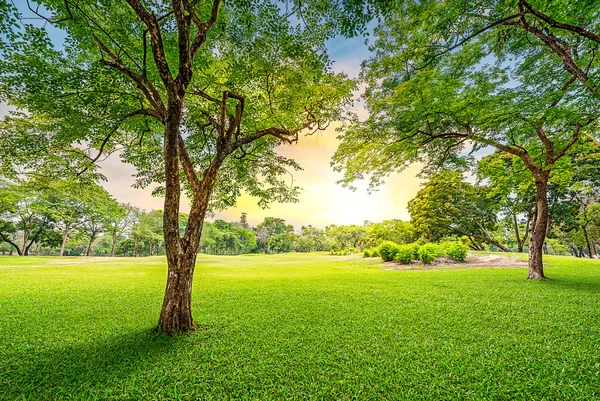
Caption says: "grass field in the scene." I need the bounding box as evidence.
[1,253,600,400]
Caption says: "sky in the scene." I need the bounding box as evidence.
[2,6,425,230]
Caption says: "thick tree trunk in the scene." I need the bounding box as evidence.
[60,222,70,257]
[528,179,549,279]
[158,106,196,334]
[158,250,198,333]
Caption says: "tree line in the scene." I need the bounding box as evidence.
[0,179,416,257]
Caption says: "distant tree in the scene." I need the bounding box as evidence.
[295,225,329,252]
[0,180,56,255]
[77,189,120,257]
[408,171,508,251]
[255,217,294,254]
[238,213,250,230]
[267,233,297,254]
[103,203,133,257]
[478,152,535,252]
[325,225,368,251]
[366,220,415,248]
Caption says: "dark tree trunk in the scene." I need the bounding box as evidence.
[60,222,70,257]
[157,105,224,334]
[513,212,524,253]
[528,178,549,279]
[111,235,117,257]
[86,234,96,257]
[583,226,596,259]
[158,109,197,334]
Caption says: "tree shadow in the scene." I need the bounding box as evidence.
[1,328,188,400]
[542,276,600,294]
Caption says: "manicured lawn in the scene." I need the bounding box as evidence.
[1,253,600,400]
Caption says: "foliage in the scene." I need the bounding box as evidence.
[267,233,297,254]
[394,245,414,264]
[326,224,368,251]
[408,171,508,251]
[363,249,371,258]
[200,220,257,255]
[442,242,469,263]
[378,241,400,262]
[365,219,415,248]
[418,244,443,264]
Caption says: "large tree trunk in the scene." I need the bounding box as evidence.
[528,179,549,279]
[158,249,198,333]
[60,222,70,257]
[158,106,197,334]
[157,103,223,334]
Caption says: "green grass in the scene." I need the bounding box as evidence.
[1,253,600,400]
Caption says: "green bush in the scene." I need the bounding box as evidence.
[418,243,442,264]
[394,245,414,264]
[363,249,372,258]
[443,242,469,262]
[331,248,358,256]
[371,248,380,257]
[410,243,421,260]
[378,241,400,262]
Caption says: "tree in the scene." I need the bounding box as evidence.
[1,1,354,333]
[365,220,415,248]
[333,4,600,279]
[76,189,120,257]
[103,203,133,257]
[267,232,297,254]
[325,224,368,251]
[295,225,329,252]
[255,217,294,254]
[408,171,508,251]
[0,180,57,255]
[478,152,535,252]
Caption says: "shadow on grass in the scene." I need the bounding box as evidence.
[1,328,187,400]
[542,276,600,294]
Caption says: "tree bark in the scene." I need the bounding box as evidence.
[527,178,549,279]
[158,107,197,334]
[513,212,523,252]
[583,226,596,258]
[86,234,96,257]
[60,222,70,257]
[111,233,118,257]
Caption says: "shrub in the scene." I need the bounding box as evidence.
[371,248,380,257]
[330,248,358,256]
[363,249,372,258]
[443,242,469,262]
[418,243,442,264]
[410,243,421,260]
[394,245,414,264]
[378,241,400,262]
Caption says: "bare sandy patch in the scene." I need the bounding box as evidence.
[382,253,528,271]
